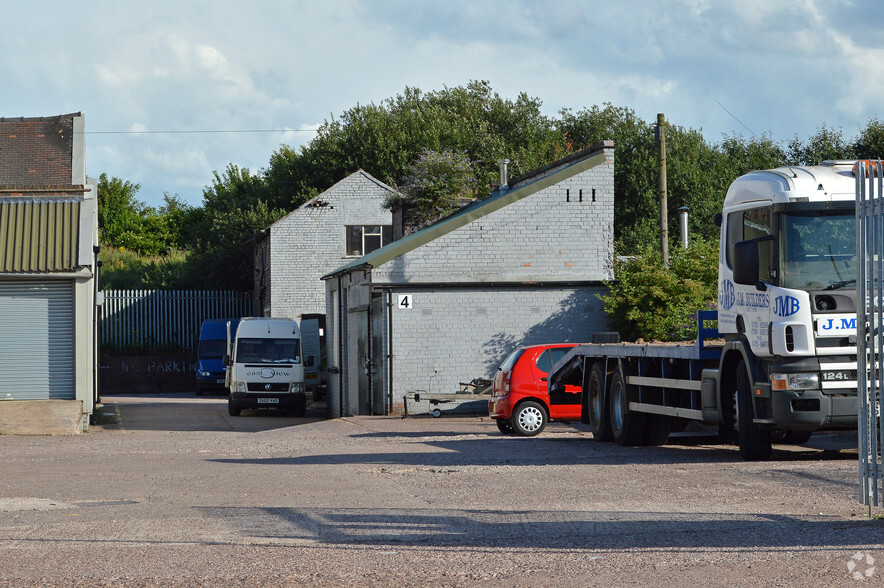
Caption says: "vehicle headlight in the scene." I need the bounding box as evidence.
[771,372,819,391]
[198,370,211,377]
[290,382,304,393]
[234,381,247,393]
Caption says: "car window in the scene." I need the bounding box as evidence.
[534,350,552,374]
[548,347,570,369]
[498,349,524,372]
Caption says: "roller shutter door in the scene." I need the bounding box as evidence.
[0,280,75,400]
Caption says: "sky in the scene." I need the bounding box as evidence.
[3,0,884,208]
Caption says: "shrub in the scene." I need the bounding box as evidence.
[602,238,719,341]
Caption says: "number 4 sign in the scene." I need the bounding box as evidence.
[398,294,412,309]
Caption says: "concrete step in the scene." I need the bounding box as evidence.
[0,400,86,435]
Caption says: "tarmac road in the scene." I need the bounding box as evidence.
[0,392,882,587]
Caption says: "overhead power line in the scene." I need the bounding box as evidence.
[84,128,318,135]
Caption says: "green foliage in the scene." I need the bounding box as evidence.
[602,238,719,341]
[97,82,884,292]
[265,81,568,204]
[178,165,286,290]
[97,174,198,256]
[787,124,853,165]
[853,118,884,159]
[385,149,478,229]
[99,247,189,290]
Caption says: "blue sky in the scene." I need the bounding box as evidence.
[3,0,883,207]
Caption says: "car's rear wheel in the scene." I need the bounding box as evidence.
[512,401,547,436]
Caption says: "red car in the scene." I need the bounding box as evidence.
[489,344,582,436]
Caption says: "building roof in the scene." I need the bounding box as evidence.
[0,197,83,272]
[321,141,613,280]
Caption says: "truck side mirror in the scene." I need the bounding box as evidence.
[306,356,314,367]
[223,354,231,367]
[732,240,760,287]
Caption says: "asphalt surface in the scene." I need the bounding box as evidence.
[1,392,882,586]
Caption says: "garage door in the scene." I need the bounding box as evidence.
[0,280,75,400]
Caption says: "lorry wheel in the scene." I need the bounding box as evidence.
[587,363,614,441]
[643,414,671,446]
[228,397,241,417]
[496,418,515,435]
[609,364,647,446]
[512,401,547,436]
[736,359,772,460]
[784,430,812,445]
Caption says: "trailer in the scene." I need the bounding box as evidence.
[549,161,863,460]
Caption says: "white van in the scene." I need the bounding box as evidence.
[225,317,309,417]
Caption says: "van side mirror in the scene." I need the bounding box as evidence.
[223,354,231,367]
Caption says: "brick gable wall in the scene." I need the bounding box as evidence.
[0,117,75,186]
[268,171,394,320]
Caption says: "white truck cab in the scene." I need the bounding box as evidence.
[717,161,858,433]
[225,317,309,417]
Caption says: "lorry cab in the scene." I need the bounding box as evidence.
[196,319,239,395]
[717,161,859,435]
[225,317,309,417]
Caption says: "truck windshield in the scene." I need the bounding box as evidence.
[236,338,300,363]
[779,211,856,290]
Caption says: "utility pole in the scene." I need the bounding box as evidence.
[657,113,669,268]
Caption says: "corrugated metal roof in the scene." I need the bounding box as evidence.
[0,199,81,272]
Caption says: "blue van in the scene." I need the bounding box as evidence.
[196,319,239,395]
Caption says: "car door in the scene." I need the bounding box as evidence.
[535,346,582,419]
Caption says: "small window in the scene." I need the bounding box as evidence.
[346,225,393,256]
[534,350,552,375]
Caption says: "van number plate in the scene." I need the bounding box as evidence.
[257,398,279,404]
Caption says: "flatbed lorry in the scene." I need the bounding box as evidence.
[548,161,862,460]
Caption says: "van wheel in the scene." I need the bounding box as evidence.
[512,401,547,436]
[609,363,646,446]
[293,395,307,417]
[736,359,771,460]
[496,418,515,435]
[587,362,614,441]
[228,397,241,417]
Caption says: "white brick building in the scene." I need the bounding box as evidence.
[253,170,397,319]
[322,142,615,416]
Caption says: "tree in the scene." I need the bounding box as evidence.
[263,81,568,205]
[97,173,190,256]
[385,149,478,232]
[787,124,852,165]
[178,164,285,290]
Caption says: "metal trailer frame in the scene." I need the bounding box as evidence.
[857,160,884,511]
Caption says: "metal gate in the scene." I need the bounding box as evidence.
[857,160,884,509]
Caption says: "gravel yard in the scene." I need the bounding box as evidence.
[0,394,881,586]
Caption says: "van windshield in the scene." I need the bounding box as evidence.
[198,339,227,359]
[236,338,300,363]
